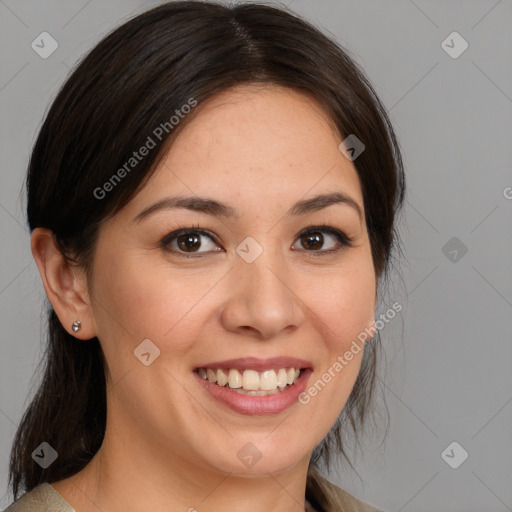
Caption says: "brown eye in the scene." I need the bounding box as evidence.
[293,226,354,253]
[161,228,221,257]
[300,232,324,250]
[161,225,354,259]
[176,232,202,252]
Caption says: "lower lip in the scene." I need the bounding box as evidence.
[194,369,313,416]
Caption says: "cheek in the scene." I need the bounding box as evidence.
[305,259,376,345]
[309,279,372,381]
[90,252,214,369]
[296,254,375,413]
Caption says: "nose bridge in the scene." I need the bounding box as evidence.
[220,235,303,338]
[244,247,287,294]
[237,234,286,293]
[239,230,295,290]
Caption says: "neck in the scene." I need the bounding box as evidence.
[53,423,312,512]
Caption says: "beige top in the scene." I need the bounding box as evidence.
[4,482,384,511]
[4,484,75,512]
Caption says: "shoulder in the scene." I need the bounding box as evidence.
[3,483,76,512]
[312,471,386,512]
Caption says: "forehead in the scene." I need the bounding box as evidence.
[122,84,364,220]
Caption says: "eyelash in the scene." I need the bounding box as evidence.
[159,223,355,259]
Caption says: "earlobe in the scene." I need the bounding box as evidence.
[30,227,97,340]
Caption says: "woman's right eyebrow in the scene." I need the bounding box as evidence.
[132,191,363,224]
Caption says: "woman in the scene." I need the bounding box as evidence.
[6,1,405,511]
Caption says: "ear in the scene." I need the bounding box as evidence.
[30,227,97,340]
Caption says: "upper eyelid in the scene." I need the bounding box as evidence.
[161,225,351,251]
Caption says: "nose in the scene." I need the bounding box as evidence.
[219,246,305,340]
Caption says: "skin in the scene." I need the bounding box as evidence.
[31,84,377,512]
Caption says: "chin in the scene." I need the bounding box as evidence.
[201,437,310,477]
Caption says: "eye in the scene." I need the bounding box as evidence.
[160,224,221,258]
[160,223,354,258]
[292,225,354,254]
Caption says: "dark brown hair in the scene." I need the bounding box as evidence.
[9,1,405,510]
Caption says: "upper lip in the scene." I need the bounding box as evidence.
[195,356,312,372]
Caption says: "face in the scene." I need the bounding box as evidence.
[86,84,377,477]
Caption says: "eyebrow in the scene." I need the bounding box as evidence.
[133,191,363,223]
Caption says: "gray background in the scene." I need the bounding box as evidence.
[1,1,511,511]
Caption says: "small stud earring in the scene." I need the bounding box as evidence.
[71,320,81,333]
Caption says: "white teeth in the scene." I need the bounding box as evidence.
[228,369,243,389]
[197,366,303,392]
[276,368,288,388]
[216,368,228,387]
[242,370,260,390]
[259,370,277,390]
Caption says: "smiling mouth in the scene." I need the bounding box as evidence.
[195,367,305,396]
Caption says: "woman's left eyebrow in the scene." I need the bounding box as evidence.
[132,192,362,224]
